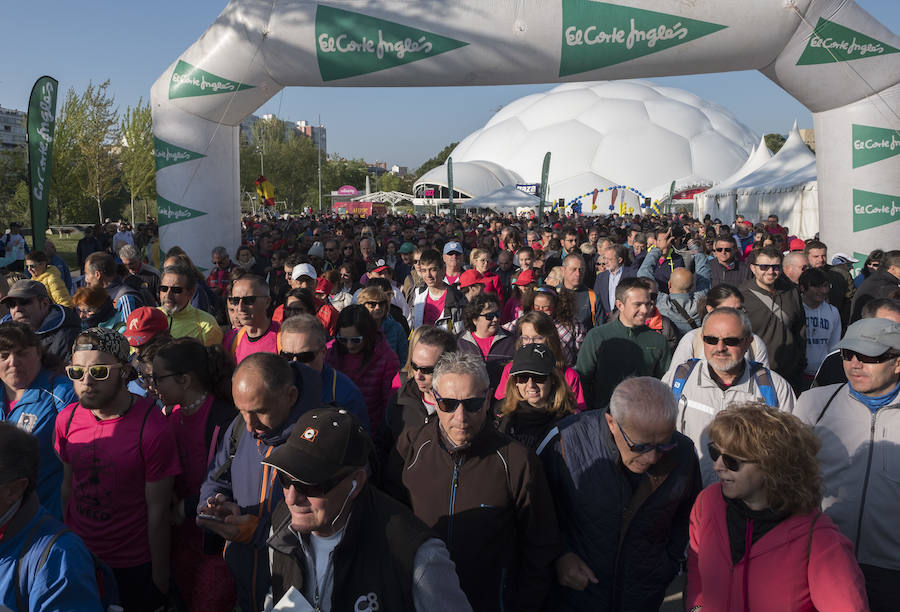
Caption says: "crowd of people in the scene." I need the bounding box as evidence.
[0,209,898,612]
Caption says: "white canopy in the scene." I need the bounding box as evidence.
[694,124,818,237]
[415,160,523,199]
[459,184,541,211]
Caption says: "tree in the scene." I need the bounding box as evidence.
[50,87,91,223]
[378,171,414,194]
[414,141,458,177]
[765,133,786,155]
[0,147,27,207]
[120,99,155,223]
[75,80,120,224]
[0,180,31,225]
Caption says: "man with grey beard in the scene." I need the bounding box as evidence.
[662,306,795,485]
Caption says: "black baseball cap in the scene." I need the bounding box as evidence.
[262,407,372,485]
[509,344,555,377]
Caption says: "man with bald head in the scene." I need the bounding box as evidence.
[646,252,711,335]
[197,352,322,612]
[781,251,810,287]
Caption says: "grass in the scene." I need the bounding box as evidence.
[45,233,83,274]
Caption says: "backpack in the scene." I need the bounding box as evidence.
[65,400,155,462]
[15,515,119,611]
[671,358,779,407]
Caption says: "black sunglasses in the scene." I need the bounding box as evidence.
[713,247,732,253]
[280,350,318,363]
[478,311,500,321]
[276,471,346,498]
[840,349,899,364]
[702,335,746,347]
[228,295,266,306]
[159,285,184,294]
[707,443,756,472]
[514,373,549,384]
[752,263,782,272]
[616,420,676,454]
[432,390,485,414]
[410,361,435,375]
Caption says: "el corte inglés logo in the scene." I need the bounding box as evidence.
[852,125,900,169]
[798,18,898,65]
[559,0,727,77]
[852,189,900,232]
[169,60,255,99]
[153,137,206,170]
[315,4,468,81]
[157,196,207,226]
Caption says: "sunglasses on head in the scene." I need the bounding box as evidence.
[840,349,899,364]
[432,390,486,414]
[159,285,184,294]
[276,471,346,498]
[337,335,364,345]
[228,295,265,306]
[65,363,125,381]
[707,443,755,472]
[752,263,782,272]
[702,335,746,347]
[514,373,549,385]
[280,350,318,363]
[616,420,677,454]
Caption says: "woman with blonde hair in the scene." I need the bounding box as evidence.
[496,343,575,451]
[687,401,868,611]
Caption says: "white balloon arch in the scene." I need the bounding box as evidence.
[151,0,900,264]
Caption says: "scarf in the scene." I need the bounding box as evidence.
[82,299,117,329]
[849,379,900,414]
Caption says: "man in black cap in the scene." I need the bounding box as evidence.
[0,279,80,364]
[262,406,472,612]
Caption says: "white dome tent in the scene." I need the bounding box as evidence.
[698,124,818,237]
[414,160,523,201]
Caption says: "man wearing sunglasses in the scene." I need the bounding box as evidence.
[741,246,806,390]
[709,235,751,288]
[539,377,701,611]
[794,318,900,611]
[278,314,369,431]
[157,264,222,347]
[225,275,278,363]
[386,352,559,612]
[262,406,472,611]
[662,307,795,485]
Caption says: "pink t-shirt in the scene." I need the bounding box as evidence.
[170,395,215,499]
[225,321,281,363]
[445,273,461,286]
[494,362,586,413]
[472,333,495,359]
[423,291,447,325]
[55,396,181,568]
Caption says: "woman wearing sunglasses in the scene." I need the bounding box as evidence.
[494,311,586,413]
[358,285,408,365]
[325,305,399,430]
[497,344,575,452]
[150,338,238,611]
[686,402,868,612]
[457,293,516,390]
[72,285,124,333]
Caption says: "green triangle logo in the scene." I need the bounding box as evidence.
[315,5,468,82]
[157,196,207,226]
[852,124,900,169]
[797,18,899,65]
[559,0,727,77]
[852,189,900,232]
[154,137,206,170]
[168,60,255,99]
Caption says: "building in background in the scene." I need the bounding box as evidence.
[239,114,327,156]
[0,105,26,151]
[799,128,815,152]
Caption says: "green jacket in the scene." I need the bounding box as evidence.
[575,318,671,410]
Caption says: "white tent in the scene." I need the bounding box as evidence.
[459,184,540,212]
[695,125,818,237]
[695,135,773,219]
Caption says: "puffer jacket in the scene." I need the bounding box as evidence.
[325,332,400,430]
[456,328,516,390]
[851,267,900,322]
[540,411,701,611]
[32,266,73,307]
[2,306,81,365]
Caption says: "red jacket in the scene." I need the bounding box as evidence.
[687,484,869,612]
[325,333,399,430]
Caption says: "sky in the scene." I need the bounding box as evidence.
[1,0,898,170]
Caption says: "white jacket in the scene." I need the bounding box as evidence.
[662,359,795,486]
[795,383,900,570]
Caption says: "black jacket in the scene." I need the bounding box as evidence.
[851,267,900,323]
[740,279,806,384]
[456,329,517,390]
[709,257,751,289]
[374,377,436,485]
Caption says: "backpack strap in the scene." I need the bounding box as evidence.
[670,299,699,329]
[15,515,59,611]
[671,358,700,401]
[211,414,246,483]
[229,327,248,357]
[815,383,847,425]
[748,362,779,407]
[64,405,78,437]
[137,400,154,463]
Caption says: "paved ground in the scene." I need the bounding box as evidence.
[661,575,686,611]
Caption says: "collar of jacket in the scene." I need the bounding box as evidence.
[612,317,650,336]
[602,412,679,482]
[2,492,40,542]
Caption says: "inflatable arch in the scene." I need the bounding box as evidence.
[151,0,900,264]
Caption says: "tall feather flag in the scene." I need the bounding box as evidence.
[255,175,275,207]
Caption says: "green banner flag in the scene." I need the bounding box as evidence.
[852,124,900,169]
[797,18,898,66]
[157,196,207,226]
[168,60,255,99]
[852,188,899,232]
[539,152,551,222]
[154,136,206,170]
[27,76,59,252]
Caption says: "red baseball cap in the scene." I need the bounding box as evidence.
[315,277,333,295]
[514,269,538,286]
[788,238,806,252]
[123,307,169,347]
[459,269,485,289]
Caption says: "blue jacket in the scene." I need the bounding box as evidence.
[382,315,409,365]
[1,306,81,365]
[320,363,370,432]
[197,362,322,612]
[0,493,103,612]
[0,370,76,519]
[539,411,701,611]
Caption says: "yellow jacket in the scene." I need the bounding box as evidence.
[159,304,223,346]
[34,267,73,307]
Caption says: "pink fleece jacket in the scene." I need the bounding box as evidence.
[687,483,869,612]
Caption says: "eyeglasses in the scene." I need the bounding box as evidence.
[615,420,677,454]
[702,335,746,347]
[478,311,500,321]
[840,349,899,364]
[227,295,267,306]
[713,247,732,253]
[159,285,184,294]
[150,372,182,385]
[65,363,126,381]
[276,471,345,498]
[432,390,486,414]
[410,361,435,375]
[362,301,388,308]
[5,298,35,308]
[519,336,546,344]
[707,443,756,472]
[514,373,549,384]
[336,335,364,345]
[751,263,782,272]
[280,350,319,363]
